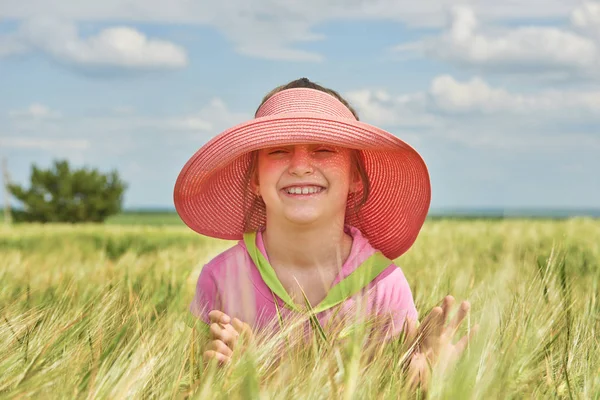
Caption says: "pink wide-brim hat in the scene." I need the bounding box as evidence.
[173,87,431,260]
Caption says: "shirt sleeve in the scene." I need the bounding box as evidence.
[373,264,419,338]
[189,265,220,325]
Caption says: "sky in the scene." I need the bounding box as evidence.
[1,0,599,210]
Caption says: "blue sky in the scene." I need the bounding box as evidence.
[1,1,599,210]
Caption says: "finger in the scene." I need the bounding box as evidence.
[419,306,444,341]
[203,350,231,365]
[208,310,231,325]
[223,321,239,335]
[403,316,418,346]
[242,322,253,337]
[210,323,235,348]
[232,318,253,338]
[448,301,470,333]
[207,339,233,357]
[414,307,443,352]
[231,318,244,332]
[407,353,431,391]
[441,295,455,324]
[418,307,442,335]
[454,323,479,355]
[222,323,242,347]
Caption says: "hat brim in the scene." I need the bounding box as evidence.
[173,112,431,259]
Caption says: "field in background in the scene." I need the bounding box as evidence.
[1,218,599,398]
[5,208,600,227]
[105,211,185,226]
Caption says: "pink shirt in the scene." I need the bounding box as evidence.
[189,225,418,337]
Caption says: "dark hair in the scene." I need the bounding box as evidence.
[255,77,360,120]
[242,78,370,231]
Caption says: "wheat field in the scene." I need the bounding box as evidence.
[1,219,599,399]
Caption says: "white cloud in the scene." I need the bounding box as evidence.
[345,89,439,129]
[1,97,252,208]
[571,1,600,39]
[346,75,600,151]
[395,3,600,80]
[9,103,62,120]
[0,0,585,61]
[430,75,600,116]
[3,81,599,164]
[0,0,580,27]
[1,17,188,69]
[7,98,247,142]
[112,106,135,115]
[2,97,250,160]
[217,11,325,62]
[166,98,251,134]
[0,33,28,57]
[442,128,600,151]
[0,137,90,150]
[359,74,600,120]
[168,116,213,132]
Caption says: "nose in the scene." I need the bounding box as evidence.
[288,147,313,176]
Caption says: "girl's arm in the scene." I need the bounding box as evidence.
[190,265,254,365]
[372,264,419,339]
[189,264,220,324]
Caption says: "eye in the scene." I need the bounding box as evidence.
[268,149,288,155]
[315,147,335,153]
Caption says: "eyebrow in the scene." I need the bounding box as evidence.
[263,144,335,152]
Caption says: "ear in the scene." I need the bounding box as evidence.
[250,170,260,195]
[349,170,362,193]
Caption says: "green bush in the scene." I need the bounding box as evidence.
[8,159,127,223]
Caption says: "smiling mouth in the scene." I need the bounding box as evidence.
[281,186,326,196]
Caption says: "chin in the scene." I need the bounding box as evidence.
[283,211,324,225]
[284,216,321,225]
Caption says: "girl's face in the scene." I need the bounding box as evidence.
[255,144,359,226]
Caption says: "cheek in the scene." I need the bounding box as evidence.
[257,161,283,185]
[322,157,352,184]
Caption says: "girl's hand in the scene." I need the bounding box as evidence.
[203,310,253,365]
[404,296,479,390]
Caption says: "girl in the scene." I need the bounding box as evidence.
[174,78,477,386]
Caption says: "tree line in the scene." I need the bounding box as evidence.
[7,159,127,223]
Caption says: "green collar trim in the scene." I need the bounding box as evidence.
[243,231,393,315]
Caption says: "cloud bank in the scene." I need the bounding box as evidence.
[395,3,600,80]
[0,17,188,69]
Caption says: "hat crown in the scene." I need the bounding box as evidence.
[255,88,357,120]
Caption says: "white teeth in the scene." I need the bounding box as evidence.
[285,186,322,195]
